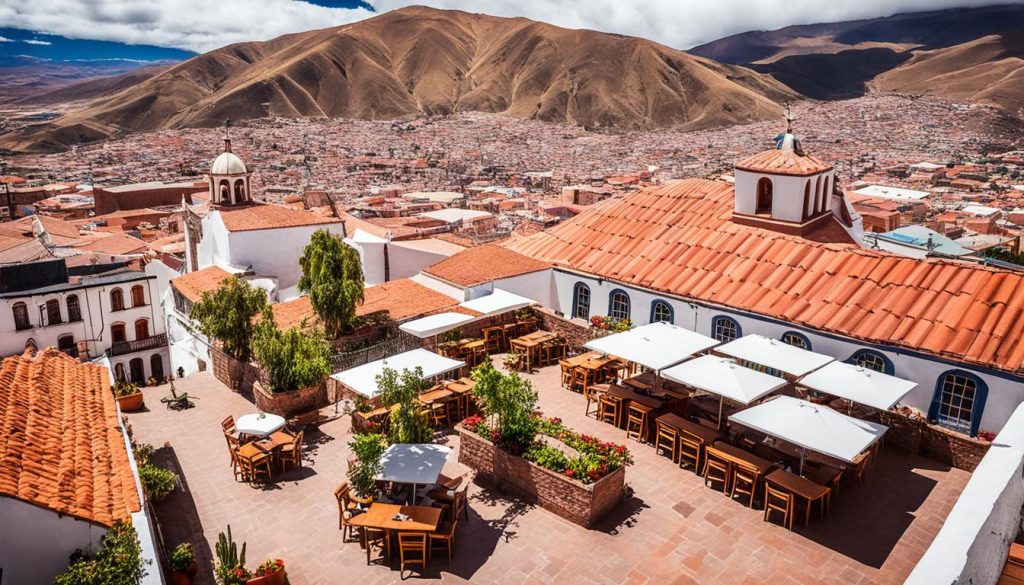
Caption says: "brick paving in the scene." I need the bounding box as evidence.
[128,361,969,585]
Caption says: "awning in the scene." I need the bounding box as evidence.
[661,355,787,405]
[715,334,833,377]
[799,361,917,411]
[376,443,452,486]
[729,395,887,465]
[399,312,476,338]
[330,349,465,399]
[458,289,536,317]
[583,322,720,371]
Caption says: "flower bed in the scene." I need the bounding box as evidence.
[589,315,632,333]
[458,415,630,526]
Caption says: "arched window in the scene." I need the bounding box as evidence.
[114,362,127,382]
[815,175,823,213]
[150,354,164,382]
[650,300,673,324]
[12,301,30,330]
[711,316,741,342]
[131,285,145,307]
[110,288,125,311]
[219,180,230,203]
[756,178,773,214]
[67,294,82,322]
[134,319,150,340]
[846,349,894,375]
[129,358,145,385]
[802,180,812,220]
[572,282,591,320]
[111,323,127,344]
[929,370,988,436]
[234,179,246,203]
[608,289,631,322]
[43,299,62,326]
[781,331,811,351]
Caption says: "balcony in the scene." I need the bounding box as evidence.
[107,333,168,357]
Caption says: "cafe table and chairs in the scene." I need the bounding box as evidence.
[764,468,831,527]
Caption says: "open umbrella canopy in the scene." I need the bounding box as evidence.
[716,334,834,377]
[459,288,536,317]
[330,349,464,399]
[399,312,476,338]
[729,395,887,464]
[375,443,452,486]
[661,355,787,405]
[584,322,719,371]
[799,361,917,411]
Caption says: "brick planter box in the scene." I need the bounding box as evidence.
[880,409,926,455]
[536,308,594,353]
[457,425,625,527]
[253,381,328,418]
[920,423,991,472]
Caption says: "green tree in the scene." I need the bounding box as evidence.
[376,366,433,444]
[250,309,332,392]
[471,360,538,454]
[189,277,267,361]
[298,229,365,338]
[54,520,150,585]
[347,432,387,500]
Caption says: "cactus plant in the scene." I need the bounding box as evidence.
[214,525,249,584]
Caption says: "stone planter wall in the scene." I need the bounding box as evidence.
[880,410,926,456]
[457,425,625,527]
[253,381,328,418]
[211,346,261,394]
[536,308,594,352]
[920,423,991,472]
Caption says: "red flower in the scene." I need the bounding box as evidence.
[564,469,575,477]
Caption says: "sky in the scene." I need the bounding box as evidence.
[0,0,1021,59]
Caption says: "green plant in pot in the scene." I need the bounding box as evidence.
[138,463,177,502]
[168,542,197,585]
[250,309,332,393]
[248,559,286,585]
[215,525,249,585]
[376,366,432,444]
[112,380,145,411]
[347,433,387,505]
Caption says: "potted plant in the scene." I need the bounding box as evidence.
[215,526,250,585]
[113,380,145,411]
[247,559,286,585]
[169,542,198,585]
[346,433,386,506]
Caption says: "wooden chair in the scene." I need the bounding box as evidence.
[764,484,794,530]
[225,433,245,480]
[483,327,503,353]
[428,519,458,563]
[237,444,273,483]
[730,465,758,508]
[703,454,731,493]
[598,395,621,427]
[364,527,389,565]
[453,482,469,521]
[569,367,592,394]
[625,404,649,443]
[583,384,602,418]
[221,416,239,439]
[655,419,680,463]
[279,430,303,472]
[397,532,428,578]
[559,360,573,388]
[679,436,702,472]
[334,481,362,541]
[429,402,450,428]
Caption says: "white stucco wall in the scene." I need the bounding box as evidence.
[0,497,107,584]
[411,273,467,301]
[735,168,835,221]
[347,233,387,286]
[905,401,1024,585]
[389,241,456,283]
[226,222,346,293]
[465,269,557,309]
[552,268,1024,433]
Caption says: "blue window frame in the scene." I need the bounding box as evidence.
[781,331,811,351]
[928,370,988,437]
[650,300,674,324]
[846,349,894,376]
[711,316,741,342]
[572,282,591,320]
[608,289,631,322]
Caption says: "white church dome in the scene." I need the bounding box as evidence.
[211,151,247,175]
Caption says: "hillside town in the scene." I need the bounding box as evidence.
[2,89,1024,585]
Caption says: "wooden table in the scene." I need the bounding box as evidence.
[605,384,664,435]
[708,441,777,498]
[566,351,616,391]
[765,469,831,527]
[418,387,454,404]
[445,379,476,419]
[657,413,722,446]
[348,503,442,533]
[509,331,557,370]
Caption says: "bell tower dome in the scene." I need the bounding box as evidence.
[208,133,251,206]
[732,108,836,236]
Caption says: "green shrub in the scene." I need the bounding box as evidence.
[347,433,387,500]
[138,464,177,502]
[250,309,332,393]
[298,229,365,337]
[54,520,149,585]
[168,542,194,573]
[376,366,432,444]
[523,443,568,473]
[190,277,268,361]
[470,360,538,454]
[111,381,140,397]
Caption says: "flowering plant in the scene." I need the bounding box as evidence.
[253,559,284,577]
[978,430,996,442]
[589,315,632,333]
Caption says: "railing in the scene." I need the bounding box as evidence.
[107,333,168,357]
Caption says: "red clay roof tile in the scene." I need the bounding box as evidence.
[423,244,549,288]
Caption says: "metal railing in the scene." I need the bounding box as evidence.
[107,333,168,357]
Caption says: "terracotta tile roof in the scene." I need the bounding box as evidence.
[735,149,833,177]
[217,203,342,232]
[0,348,140,527]
[423,244,549,288]
[171,265,234,303]
[76,233,150,255]
[506,179,1024,374]
[271,296,315,330]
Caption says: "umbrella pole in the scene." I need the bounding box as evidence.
[799,448,806,476]
[718,396,724,430]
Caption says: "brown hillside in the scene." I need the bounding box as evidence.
[0,6,795,153]
[872,33,1024,115]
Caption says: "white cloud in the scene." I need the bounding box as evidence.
[23,39,52,45]
[0,36,12,42]
[0,0,1021,54]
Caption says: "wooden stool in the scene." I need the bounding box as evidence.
[703,454,730,493]
[679,436,701,472]
[764,484,794,530]
[598,395,620,427]
[584,384,602,418]
[625,404,649,443]
[569,367,591,394]
[730,465,758,508]
[654,419,680,463]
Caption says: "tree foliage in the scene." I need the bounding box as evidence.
[54,520,150,585]
[189,277,267,361]
[298,229,365,338]
[347,432,387,500]
[250,309,332,392]
[376,366,432,444]
[470,360,539,454]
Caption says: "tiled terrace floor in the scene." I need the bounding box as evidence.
[128,361,969,585]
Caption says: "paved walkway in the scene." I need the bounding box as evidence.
[128,362,968,585]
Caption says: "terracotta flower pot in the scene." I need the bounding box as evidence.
[246,566,286,585]
[116,392,145,412]
[170,561,197,585]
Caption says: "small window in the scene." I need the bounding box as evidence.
[781,331,811,351]
[134,319,149,340]
[44,299,62,326]
[111,323,127,344]
[847,349,894,375]
[756,177,773,214]
[712,316,741,343]
[110,288,125,311]
[12,302,30,330]
[650,300,673,324]
[67,295,82,322]
[131,285,146,307]
[608,290,631,322]
[572,283,591,320]
[58,334,77,358]
[930,371,988,436]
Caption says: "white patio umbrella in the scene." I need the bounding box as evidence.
[716,334,834,377]
[799,361,917,411]
[375,443,453,504]
[330,349,465,399]
[458,289,536,318]
[661,355,787,427]
[729,395,888,475]
[584,322,720,371]
[399,312,476,339]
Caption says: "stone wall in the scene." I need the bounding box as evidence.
[920,423,991,472]
[536,308,594,352]
[253,381,328,418]
[880,409,926,456]
[211,346,260,394]
[458,425,625,527]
